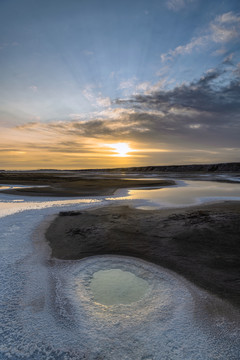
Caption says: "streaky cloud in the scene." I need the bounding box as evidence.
[161,11,240,62]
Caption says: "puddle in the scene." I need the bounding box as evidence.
[90,268,149,305]
[118,180,240,209]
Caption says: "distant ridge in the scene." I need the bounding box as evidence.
[76,162,240,173]
[2,162,240,172]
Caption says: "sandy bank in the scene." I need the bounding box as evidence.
[45,201,240,306]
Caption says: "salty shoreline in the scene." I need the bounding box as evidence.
[46,201,240,307]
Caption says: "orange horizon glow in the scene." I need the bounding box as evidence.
[0,127,236,170]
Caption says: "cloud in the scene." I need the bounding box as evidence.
[96,107,138,119]
[0,148,25,153]
[118,78,137,90]
[96,96,111,108]
[118,76,173,98]
[166,0,194,12]
[116,66,240,115]
[11,64,240,160]
[211,12,240,43]
[135,82,150,92]
[15,121,39,130]
[189,124,202,129]
[212,48,227,56]
[222,53,234,65]
[82,85,111,108]
[234,62,240,76]
[24,141,101,155]
[135,79,169,94]
[161,36,208,62]
[69,113,87,120]
[161,12,240,61]
[113,64,240,146]
[82,86,95,102]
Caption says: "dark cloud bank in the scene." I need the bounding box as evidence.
[17,65,240,154]
[62,65,240,150]
[113,66,240,147]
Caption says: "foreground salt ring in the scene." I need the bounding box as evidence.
[41,255,240,360]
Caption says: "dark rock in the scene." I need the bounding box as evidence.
[59,211,82,216]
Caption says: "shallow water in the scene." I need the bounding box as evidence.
[112,180,240,209]
[0,180,240,359]
[90,269,149,305]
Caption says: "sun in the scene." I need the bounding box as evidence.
[111,143,131,157]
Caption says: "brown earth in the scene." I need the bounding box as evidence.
[45,201,240,307]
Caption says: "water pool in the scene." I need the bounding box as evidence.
[112,180,240,209]
[90,268,149,305]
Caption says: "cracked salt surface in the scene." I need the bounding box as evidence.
[1,185,240,359]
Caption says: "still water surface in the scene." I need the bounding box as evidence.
[90,269,149,305]
[114,180,240,209]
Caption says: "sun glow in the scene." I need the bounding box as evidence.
[111,143,131,156]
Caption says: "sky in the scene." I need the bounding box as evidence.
[0,0,240,169]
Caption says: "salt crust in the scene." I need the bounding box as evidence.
[1,187,240,359]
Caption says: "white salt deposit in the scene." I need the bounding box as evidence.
[0,181,240,359]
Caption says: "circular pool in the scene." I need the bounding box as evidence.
[90,268,149,305]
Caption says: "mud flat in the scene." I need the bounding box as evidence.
[46,201,240,307]
[0,171,174,196]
